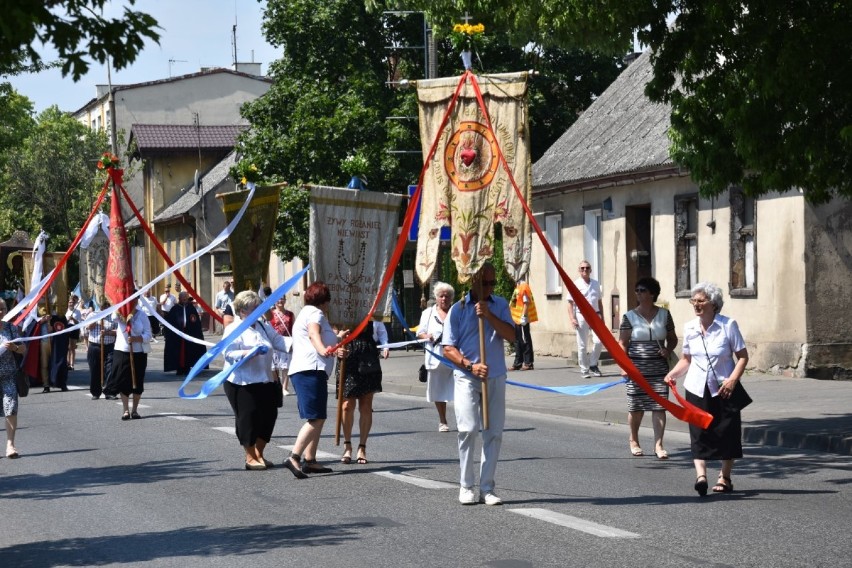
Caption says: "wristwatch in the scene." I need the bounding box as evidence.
[464,360,473,372]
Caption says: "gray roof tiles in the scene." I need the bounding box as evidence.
[131,124,247,151]
[532,50,674,190]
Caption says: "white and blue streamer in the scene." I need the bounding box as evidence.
[177,266,309,399]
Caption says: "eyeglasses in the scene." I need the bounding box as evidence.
[634,287,648,293]
[579,266,591,271]
[689,298,710,306]
[481,279,497,286]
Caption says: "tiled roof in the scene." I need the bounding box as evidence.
[131,124,247,151]
[532,50,675,191]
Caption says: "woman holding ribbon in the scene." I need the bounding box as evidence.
[108,307,152,421]
[284,281,347,478]
[665,282,749,496]
[1,299,24,458]
[416,282,455,432]
[618,277,678,459]
[222,290,291,471]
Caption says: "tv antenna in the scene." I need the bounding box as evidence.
[168,59,187,78]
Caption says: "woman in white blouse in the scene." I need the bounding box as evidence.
[665,282,749,496]
[284,281,348,478]
[223,290,291,471]
[416,282,455,432]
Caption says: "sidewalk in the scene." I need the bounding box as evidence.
[376,350,852,456]
[163,333,852,456]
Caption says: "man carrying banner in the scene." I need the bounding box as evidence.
[442,263,515,506]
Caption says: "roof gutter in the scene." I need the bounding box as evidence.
[533,165,687,198]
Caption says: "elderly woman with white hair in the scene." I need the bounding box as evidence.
[223,290,291,471]
[665,282,749,496]
[416,282,456,432]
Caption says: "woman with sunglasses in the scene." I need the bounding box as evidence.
[618,277,678,459]
[665,282,749,496]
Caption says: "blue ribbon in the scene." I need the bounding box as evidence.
[390,289,417,340]
[506,377,627,396]
[177,266,309,399]
[392,290,626,395]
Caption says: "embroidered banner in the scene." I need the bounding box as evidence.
[23,251,67,316]
[80,229,109,308]
[415,72,532,283]
[218,184,281,293]
[105,188,135,319]
[308,185,404,328]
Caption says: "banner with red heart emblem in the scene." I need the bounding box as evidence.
[415,72,531,284]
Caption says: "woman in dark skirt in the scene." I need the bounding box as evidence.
[335,325,382,464]
[666,282,749,496]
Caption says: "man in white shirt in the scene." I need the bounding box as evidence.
[159,284,177,315]
[213,281,234,334]
[568,260,605,379]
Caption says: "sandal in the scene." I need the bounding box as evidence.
[694,475,708,497]
[356,444,368,464]
[655,449,669,460]
[121,411,131,421]
[340,440,352,464]
[713,475,734,493]
[131,411,141,420]
[630,445,644,457]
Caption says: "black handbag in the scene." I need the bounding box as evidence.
[418,364,428,383]
[724,381,752,412]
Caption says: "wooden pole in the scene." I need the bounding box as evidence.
[334,357,347,446]
[99,324,105,389]
[477,279,490,430]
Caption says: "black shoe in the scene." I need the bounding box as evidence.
[589,365,602,377]
[60,387,69,392]
[245,462,267,471]
[104,394,118,400]
[301,460,333,474]
[511,364,522,371]
[131,411,141,419]
[91,395,100,400]
[42,387,50,393]
[283,456,309,479]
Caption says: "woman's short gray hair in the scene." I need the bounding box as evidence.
[432,281,455,300]
[233,290,261,315]
[691,282,724,313]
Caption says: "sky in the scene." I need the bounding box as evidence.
[9,0,281,114]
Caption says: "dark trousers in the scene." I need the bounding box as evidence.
[148,315,161,336]
[513,323,534,367]
[223,381,278,447]
[87,343,114,397]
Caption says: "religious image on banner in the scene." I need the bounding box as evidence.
[80,229,109,308]
[218,184,281,293]
[415,72,532,284]
[308,186,404,328]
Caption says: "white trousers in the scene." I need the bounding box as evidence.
[454,374,506,492]
[575,317,602,372]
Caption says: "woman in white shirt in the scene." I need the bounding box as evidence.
[416,282,455,432]
[107,308,152,421]
[222,290,291,471]
[665,282,749,496]
[284,281,348,478]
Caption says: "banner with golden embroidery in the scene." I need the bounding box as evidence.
[415,72,532,284]
[80,230,109,308]
[23,252,67,314]
[218,184,281,293]
[105,188,135,318]
[308,185,404,328]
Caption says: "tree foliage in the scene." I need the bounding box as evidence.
[244,1,621,262]
[0,0,160,80]
[0,106,109,249]
[375,0,852,203]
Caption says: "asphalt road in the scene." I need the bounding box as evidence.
[2,353,850,567]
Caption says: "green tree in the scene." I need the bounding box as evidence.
[0,0,160,80]
[375,1,852,203]
[0,83,36,171]
[0,106,109,249]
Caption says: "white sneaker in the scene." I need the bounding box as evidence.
[439,423,450,432]
[479,491,503,506]
[459,487,476,505]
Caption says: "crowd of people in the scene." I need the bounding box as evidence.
[2,267,750,503]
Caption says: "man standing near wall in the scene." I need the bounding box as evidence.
[213,280,234,334]
[568,260,605,379]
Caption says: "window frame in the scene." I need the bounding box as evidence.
[729,186,757,298]
[674,193,699,297]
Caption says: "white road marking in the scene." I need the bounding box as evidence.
[508,508,640,538]
[276,445,337,460]
[157,413,199,421]
[212,426,236,435]
[373,471,457,489]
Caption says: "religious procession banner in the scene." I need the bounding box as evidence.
[218,184,281,293]
[79,214,110,308]
[308,185,404,328]
[415,71,532,284]
[23,252,67,313]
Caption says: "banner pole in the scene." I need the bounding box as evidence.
[477,278,489,430]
